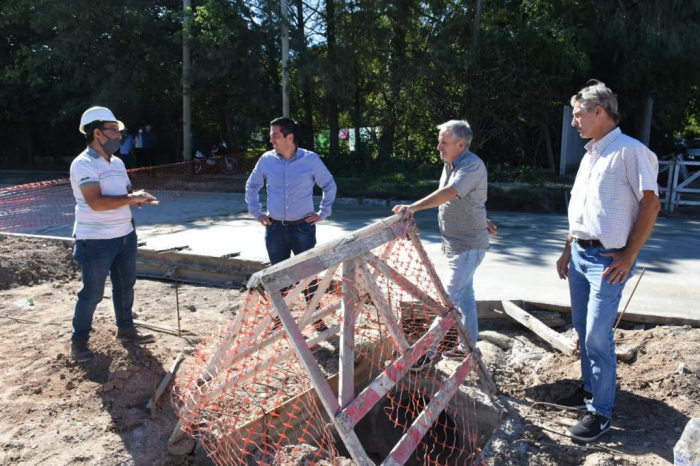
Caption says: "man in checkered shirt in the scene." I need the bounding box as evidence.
[393,120,496,366]
[556,81,660,442]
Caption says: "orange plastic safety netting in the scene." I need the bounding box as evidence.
[171,218,495,465]
[0,154,254,233]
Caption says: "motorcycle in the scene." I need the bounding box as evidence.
[193,141,238,175]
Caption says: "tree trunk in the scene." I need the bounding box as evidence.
[326,0,340,161]
[377,0,410,167]
[295,0,314,150]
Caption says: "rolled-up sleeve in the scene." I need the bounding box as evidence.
[245,159,266,219]
[314,157,337,219]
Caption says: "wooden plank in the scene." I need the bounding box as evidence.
[406,227,452,307]
[382,355,476,466]
[299,264,340,329]
[527,300,700,328]
[146,349,187,410]
[365,252,450,317]
[366,252,498,394]
[251,219,410,293]
[340,260,360,408]
[283,275,315,307]
[501,301,577,355]
[336,313,456,431]
[247,214,407,290]
[358,268,411,353]
[266,290,374,466]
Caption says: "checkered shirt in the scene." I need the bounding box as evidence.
[568,128,659,249]
[438,150,489,256]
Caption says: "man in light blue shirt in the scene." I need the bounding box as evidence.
[246,117,337,331]
[246,117,337,260]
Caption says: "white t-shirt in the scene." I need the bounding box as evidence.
[70,147,134,240]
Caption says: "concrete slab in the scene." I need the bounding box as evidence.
[21,191,700,321]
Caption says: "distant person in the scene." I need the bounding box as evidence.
[245,117,337,333]
[392,120,497,364]
[119,127,134,169]
[69,106,159,362]
[140,124,158,168]
[134,127,144,166]
[555,81,660,442]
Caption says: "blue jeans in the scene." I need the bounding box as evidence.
[72,230,138,341]
[445,248,486,350]
[265,222,317,265]
[265,222,318,299]
[569,242,635,419]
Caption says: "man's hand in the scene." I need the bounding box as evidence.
[600,250,635,284]
[556,247,571,280]
[305,213,323,224]
[256,214,273,226]
[487,218,497,236]
[130,190,158,209]
[392,204,414,216]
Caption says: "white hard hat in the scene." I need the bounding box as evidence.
[79,106,125,134]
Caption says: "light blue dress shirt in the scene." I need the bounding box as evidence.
[245,147,337,221]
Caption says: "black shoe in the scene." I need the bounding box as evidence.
[115,326,155,344]
[567,412,611,442]
[555,386,592,409]
[312,319,329,333]
[71,339,94,362]
[410,354,434,373]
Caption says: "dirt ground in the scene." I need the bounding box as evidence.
[1,235,698,466]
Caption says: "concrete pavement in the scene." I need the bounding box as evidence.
[26,191,700,321]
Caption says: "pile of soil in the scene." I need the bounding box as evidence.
[0,235,79,289]
[481,318,700,465]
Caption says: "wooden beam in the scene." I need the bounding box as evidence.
[526,300,700,328]
[382,355,476,466]
[247,214,407,290]
[336,313,456,431]
[358,268,410,353]
[365,252,450,316]
[250,219,410,293]
[146,349,187,410]
[340,260,360,408]
[266,290,374,466]
[406,227,452,307]
[299,264,339,329]
[501,301,577,355]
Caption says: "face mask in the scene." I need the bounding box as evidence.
[101,137,121,155]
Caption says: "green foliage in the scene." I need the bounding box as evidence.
[0,0,698,173]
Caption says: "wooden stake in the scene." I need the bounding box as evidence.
[614,268,646,332]
[147,349,187,411]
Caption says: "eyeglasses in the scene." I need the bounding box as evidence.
[100,126,121,134]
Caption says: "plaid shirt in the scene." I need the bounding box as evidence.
[568,128,659,249]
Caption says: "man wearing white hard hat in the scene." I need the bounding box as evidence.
[69,106,158,362]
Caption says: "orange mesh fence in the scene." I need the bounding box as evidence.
[0,153,256,233]
[171,219,491,465]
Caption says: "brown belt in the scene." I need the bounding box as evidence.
[575,238,603,248]
[270,217,307,226]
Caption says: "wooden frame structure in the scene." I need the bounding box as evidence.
[171,214,497,465]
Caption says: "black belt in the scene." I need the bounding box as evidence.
[575,238,603,248]
[270,217,307,226]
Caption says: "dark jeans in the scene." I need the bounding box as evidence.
[72,230,138,341]
[265,222,318,298]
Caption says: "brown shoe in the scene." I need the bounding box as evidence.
[115,326,155,344]
[71,339,94,362]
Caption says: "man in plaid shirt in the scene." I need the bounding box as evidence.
[556,81,660,442]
